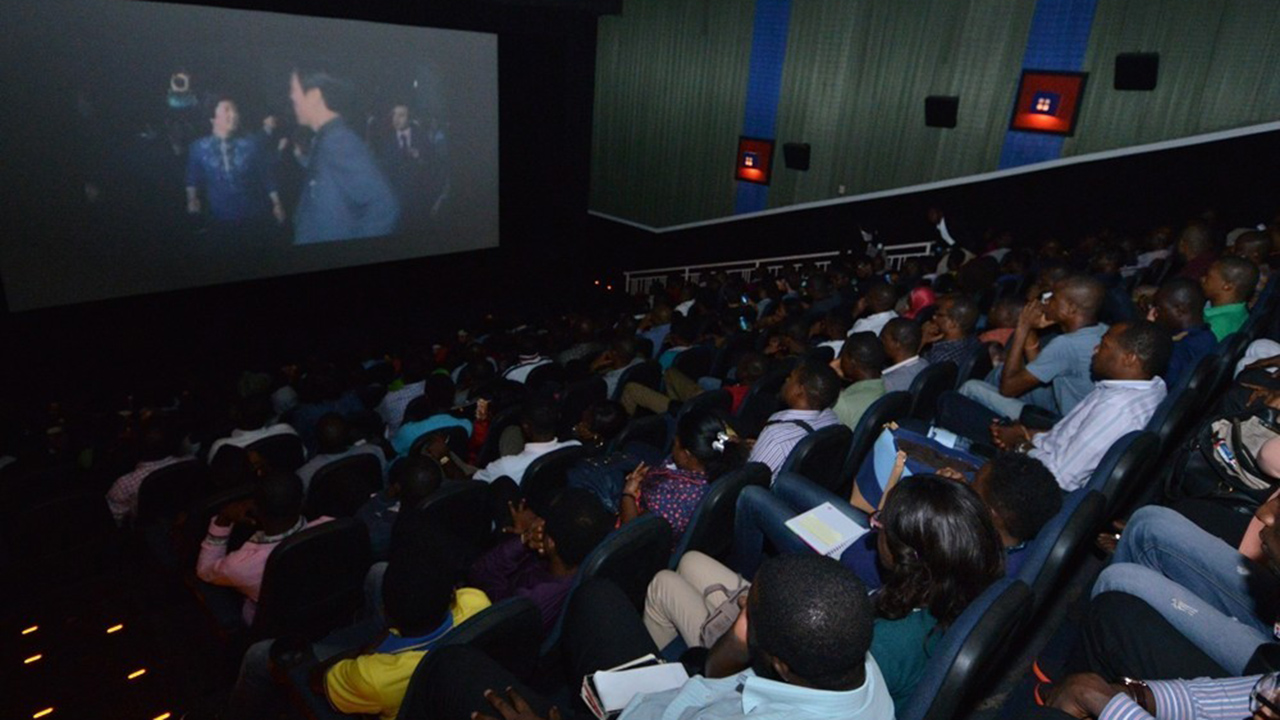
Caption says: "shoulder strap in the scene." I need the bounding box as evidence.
[763,418,815,433]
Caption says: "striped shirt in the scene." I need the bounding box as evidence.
[1028,378,1167,491]
[1098,674,1259,720]
[747,408,842,477]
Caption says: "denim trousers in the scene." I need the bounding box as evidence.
[729,473,869,578]
[1092,506,1280,674]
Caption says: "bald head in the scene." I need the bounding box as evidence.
[1235,231,1273,268]
[865,283,898,313]
[1056,275,1106,325]
[1153,278,1205,332]
[1178,221,1213,259]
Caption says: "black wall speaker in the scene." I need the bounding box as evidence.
[1115,53,1159,90]
[925,96,959,128]
[782,142,811,171]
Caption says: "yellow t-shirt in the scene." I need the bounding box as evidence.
[325,587,491,719]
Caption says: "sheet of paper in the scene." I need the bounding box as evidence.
[873,428,913,485]
[594,663,690,712]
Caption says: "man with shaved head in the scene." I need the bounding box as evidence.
[947,276,1108,438]
[1148,278,1216,387]
[1232,230,1273,300]
[1202,256,1258,341]
[849,282,899,337]
[1175,220,1217,281]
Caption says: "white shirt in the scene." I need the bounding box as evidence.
[295,442,387,492]
[473,439,582,485]
[1029,378,1168,491]
[377,380,426,436]
[620,659,894,720]
[849,310,897,338]
[207,423,300,465]
[502,356,553,384]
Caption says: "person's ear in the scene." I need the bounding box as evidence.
[770,654,796,684]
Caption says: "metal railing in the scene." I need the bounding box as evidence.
[622,242,934,295]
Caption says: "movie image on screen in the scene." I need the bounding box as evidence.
[0,0,499,311]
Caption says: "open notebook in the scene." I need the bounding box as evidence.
[785,502,870,558]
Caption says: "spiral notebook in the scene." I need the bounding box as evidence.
[785,502,870,558]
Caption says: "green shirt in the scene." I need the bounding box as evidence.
[871,608,940,710]
[1205,302,1248,341]
[834,378,886,430]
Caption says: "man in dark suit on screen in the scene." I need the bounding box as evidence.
[288,66,399,245]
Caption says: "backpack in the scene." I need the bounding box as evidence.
[1165,406,1280,508]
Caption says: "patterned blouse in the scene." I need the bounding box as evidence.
[639,461,710,546]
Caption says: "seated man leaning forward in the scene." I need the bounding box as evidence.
[409,554,895,720]
[956,275,1108,424]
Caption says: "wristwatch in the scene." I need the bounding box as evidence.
[1120,677,1153,713]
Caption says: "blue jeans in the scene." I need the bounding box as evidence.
[1092,506,1280,674]
[729,474,869,578]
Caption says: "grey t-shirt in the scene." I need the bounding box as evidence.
[1026,323,1107,415]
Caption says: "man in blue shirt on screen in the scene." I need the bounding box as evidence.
[289,66,400,245]
[185,97,286,230]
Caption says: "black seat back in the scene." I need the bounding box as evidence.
[954,347,993,389]
[398,598,544,719]
[671,462,771,566]
[476,405,525,467]
[778,425,854,493]
[611,414,671,456]
[611,360,662,401]
[521,445,591,515]
[305,452,384,519]
[246,433,307,473]
[908,361,958,422]
[675,388,733,420]
[209,444,256,488]
[1087,430,1160,518]
[841,391,913,497]
[733,364,793,438]
[524,362,567,394]
[671,345,716,381]
[136,459,210,526]
[557,377,607,440]
[253,518,372,640]
[1016,490,1105,617]
[898,579,1033,720]
[416,481,496,550]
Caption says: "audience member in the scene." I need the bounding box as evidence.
[412,555,894,720]
[1146,278,1216,387]
[1202,255,1258,340]
[880,317,928,393]
[921,294,983,366]
[850,282,899,336]
[472,400,580,485]
[620,409,746,544]
[355,454,443,561]
[106,415,190,524]
[469,488,613,631]
[195,471,329,626]
[207,394,300,465]
[502,335,553,384]
[831,332,887,430]
[976,320,1172,490]
[747,359,842,475]
[957,276,1106,422]
[1234,229,1274,301]
[390,375,472,456]
[296,413,387,491]
[592,336,644,398]
[375,355,428,437]
[1174,220,1217,281]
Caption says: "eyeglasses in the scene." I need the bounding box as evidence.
[1251,672,1280,716]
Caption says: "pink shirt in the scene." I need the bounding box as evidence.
[196,515,331,626]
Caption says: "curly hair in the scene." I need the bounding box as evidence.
[875,474,1005,627]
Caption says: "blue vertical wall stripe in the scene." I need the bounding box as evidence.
[998,0,1099,170]
[735,0,793,215]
